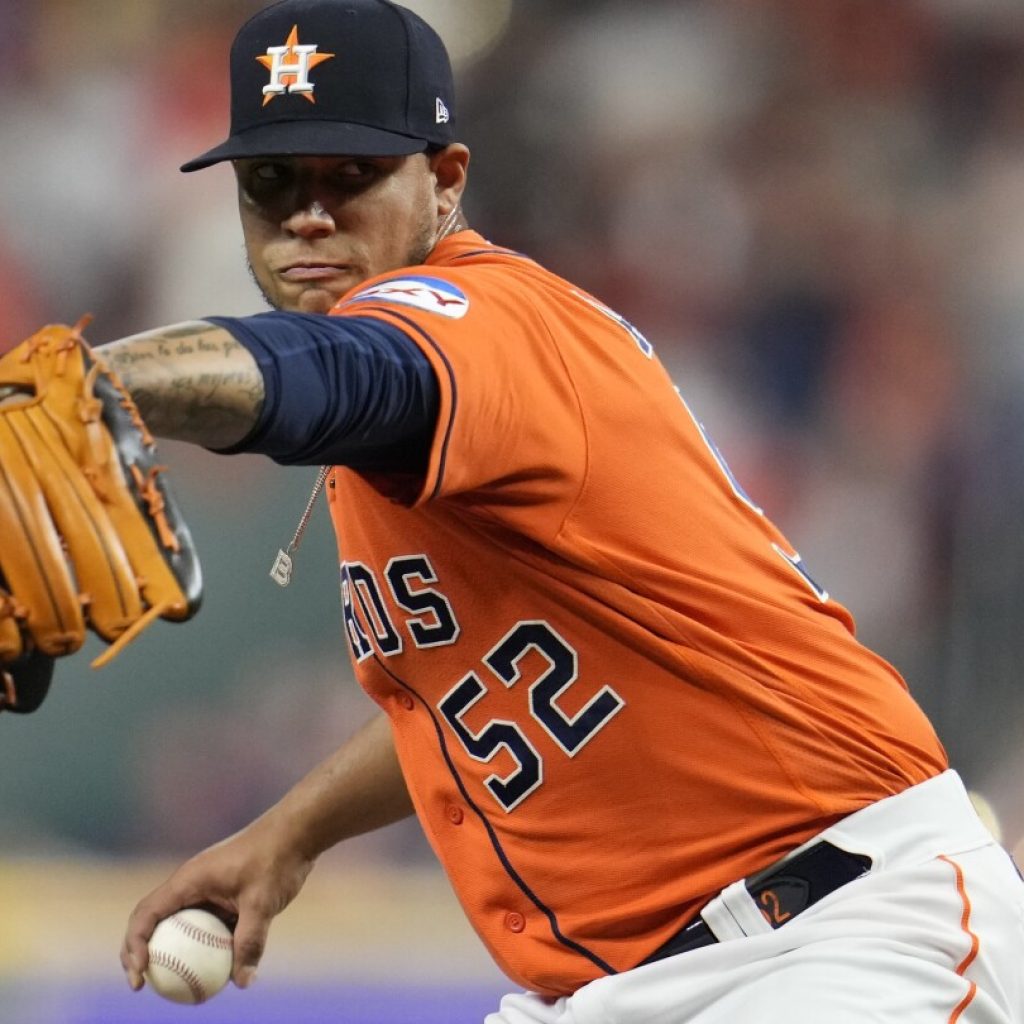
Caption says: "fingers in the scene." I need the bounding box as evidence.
[120,899,163,991]
[120,885,274,993]
[231,898,272,989]
[120,880,219,991]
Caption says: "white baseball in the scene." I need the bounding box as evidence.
[144,908,234,1004]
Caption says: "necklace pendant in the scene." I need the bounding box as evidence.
[269,548,294,587]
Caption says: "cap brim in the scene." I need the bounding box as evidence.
[181,120,430,172]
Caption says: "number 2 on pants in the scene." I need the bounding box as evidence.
[438,620,625,812]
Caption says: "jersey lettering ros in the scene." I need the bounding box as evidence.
[326,232,947,997]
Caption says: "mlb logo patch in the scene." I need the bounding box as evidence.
[349,276,470,319]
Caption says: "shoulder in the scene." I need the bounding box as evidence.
[328,239,621,363]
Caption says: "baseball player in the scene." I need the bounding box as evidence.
[101,1,1024,1020]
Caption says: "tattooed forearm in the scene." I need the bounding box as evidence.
[98,321,265,448]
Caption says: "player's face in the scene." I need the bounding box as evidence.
[234,151,456,314]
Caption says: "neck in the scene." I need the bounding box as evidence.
[434,205,469,247]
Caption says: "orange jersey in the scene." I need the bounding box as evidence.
[324,231,946,996]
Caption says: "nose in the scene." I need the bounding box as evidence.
[283,199,335,238]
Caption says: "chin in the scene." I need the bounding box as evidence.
[286,288,349,315]
[300,296,339,314]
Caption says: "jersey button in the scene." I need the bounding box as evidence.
[504,911,526,933]
[445,803,464,825]
[398,693,415,711]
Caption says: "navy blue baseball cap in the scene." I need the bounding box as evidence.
[181,0,456,172]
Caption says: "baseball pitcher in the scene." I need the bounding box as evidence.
[2,1,1020,1021]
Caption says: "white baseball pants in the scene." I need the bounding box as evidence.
[486,771,1024,1024]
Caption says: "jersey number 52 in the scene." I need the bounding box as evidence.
[439,621,624,812]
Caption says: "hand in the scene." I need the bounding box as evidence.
[120,813,315,992]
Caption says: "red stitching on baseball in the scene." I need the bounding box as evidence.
[171,915,233,950]
[149,949,207,1003]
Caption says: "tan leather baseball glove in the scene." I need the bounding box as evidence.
[0,320,201,712]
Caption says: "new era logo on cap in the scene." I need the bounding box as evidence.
[181,0,457,172]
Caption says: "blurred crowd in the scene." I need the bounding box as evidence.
[2,0,1024,858]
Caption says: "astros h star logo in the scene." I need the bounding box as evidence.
[257,25,335,107]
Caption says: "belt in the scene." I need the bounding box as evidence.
[640,841,873,966]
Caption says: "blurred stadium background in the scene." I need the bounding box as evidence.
[3,0,1024,1020]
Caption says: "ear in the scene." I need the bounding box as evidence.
[428,144,470,216]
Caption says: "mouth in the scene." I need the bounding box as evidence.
[278,262,355,282]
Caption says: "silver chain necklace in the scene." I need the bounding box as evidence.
[269,465,329,586]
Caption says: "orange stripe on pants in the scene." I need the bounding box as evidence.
[940,854,980,1024]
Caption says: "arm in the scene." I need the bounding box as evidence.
[101,314,439,467]
[100,321,265,450]
[122,711,413,991]
[269,708,414,860]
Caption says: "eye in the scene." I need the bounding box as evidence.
[237,161,294,203]
[253,162,286,181]
[332,160,379,185]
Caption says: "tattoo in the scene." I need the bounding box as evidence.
[100,321,265,449]
[160,323,223,342]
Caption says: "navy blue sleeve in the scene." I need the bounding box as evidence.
[204,312,439,471]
